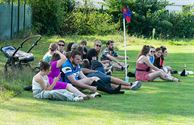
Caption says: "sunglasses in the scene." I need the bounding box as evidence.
[151,51,155,53]
[96,44,101,47]
[58,44,65,47]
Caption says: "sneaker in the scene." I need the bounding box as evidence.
[172,77,181,82]
[73,96,84,102]
[117,91,125,94]
[90,92,101,98]
[127,72,135,77]
[83,95,91,100]
[131,81,142,90]
[171,70,178,74]
[106,70,112,75]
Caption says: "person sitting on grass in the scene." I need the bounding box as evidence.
[48,50,93,100]
[66,42,74,52]
[82,59,142,91]
[61,50,101,96]
[82,42,142,90]
[154,47,171,75]
[149,46,155,64]
[43,43,58,63]
[57,40,66,55]
[160,46,177,74]
[79,40,88,59]
[136,45,180,82]
[86,40,107,74]
[153,47,163,68]
[63,42,126,94]
[101,40,129,71]
[32,61,84,101]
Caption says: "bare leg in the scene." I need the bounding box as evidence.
[111,76,140,90]
[66,84,87,97]
[111,76,130,86]
[73,78,97,92]
[112,62,123,70]
[111,84,131,89]
[148,71,162,81]
[148,70,179,82]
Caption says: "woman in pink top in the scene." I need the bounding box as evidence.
[136,45,179,82]
[48,50,92,99]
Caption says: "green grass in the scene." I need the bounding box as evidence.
[0,35,194,125]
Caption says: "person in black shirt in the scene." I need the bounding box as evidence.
[101,40,129,71]
[79,40,88,59]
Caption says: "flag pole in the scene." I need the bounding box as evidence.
[123,18,128,82]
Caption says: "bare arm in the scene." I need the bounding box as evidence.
[56,50,66,68]
[116,55,128,60]
[144,56,160,71]
[79,70,88,79]
[106,54,120,64]
[100,60,110,64]
[82,68,96,74]
[35,75,59,91]
[67,75,96,91]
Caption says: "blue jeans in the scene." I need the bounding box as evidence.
[87,71,111,83]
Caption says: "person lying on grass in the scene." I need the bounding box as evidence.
[61,50,101,97]
[32,61,85,101]
[136,45,180,82]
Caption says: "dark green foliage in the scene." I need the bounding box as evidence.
[105,0,194,38]
[29,0,116,35]
[29,0,193,38]
[30,0,65,35]
[61,10,116,35]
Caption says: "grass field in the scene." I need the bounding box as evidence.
[0,35,194,125]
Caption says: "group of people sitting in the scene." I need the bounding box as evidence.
[32,39,179,102]
[32,40,142,102]
[136,45,180,82]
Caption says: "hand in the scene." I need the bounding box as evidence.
[117,62,122,66]
[53,73,61,83]
[91,77,100,82]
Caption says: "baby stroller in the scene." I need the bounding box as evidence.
[1,35,41,72]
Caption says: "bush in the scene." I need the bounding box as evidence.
[62,10,117,35]
[30,0,65,35]
[105,0,194,38]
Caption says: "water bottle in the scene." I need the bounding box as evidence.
[125,76,129,82]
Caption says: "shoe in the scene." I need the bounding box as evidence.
[131,81,142,90]
[172,77,181,82]
[73,96,84,102]
[180,69,187,76]
[117,91,125,94]
[106,70,112,75]
[121,65,129,71]
[171,70,178,74]
[24,85,32,91]
[90,92,101,98]
[83,95,91,100]
[127,72,135,77]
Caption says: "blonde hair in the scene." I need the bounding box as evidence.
[49,43,58,51]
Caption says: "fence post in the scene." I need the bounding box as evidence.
[17,0,20,33]
[10,0,13,39]
[23,0,26,31]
